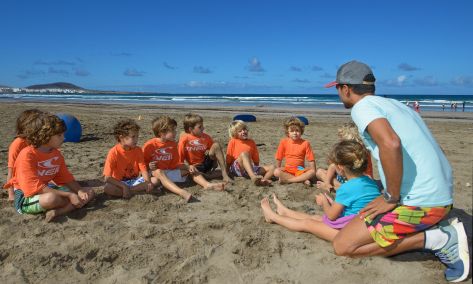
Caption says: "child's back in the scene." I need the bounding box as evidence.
[334,175,379,217]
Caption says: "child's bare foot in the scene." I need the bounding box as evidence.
[261,179,272,186]
[316,181,332,191]
[278,176,289,185]
[272,194,289,216]
[45,210,58,223]
[304,180,311,187]
[206,182,226,191]
[251,175,263,186]
[223,177,234,185]
[260,197,274,223]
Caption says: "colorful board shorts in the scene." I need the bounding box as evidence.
[195,155,215,173]
[14,185,70,215]
[283,166,307,177]
[230,160,262,177]
[323,214,356,229]
[121,177,145,187]
[364,204,452,247]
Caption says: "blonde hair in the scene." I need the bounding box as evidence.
[327,140,368,175]
[183,113,203,133]
[337,121,363,144]
[152,116,177,137]
[228,120,247,138]
[283,117,305,135]
[113,119,140,142]
[25,113,66,148]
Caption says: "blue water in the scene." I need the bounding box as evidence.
[1,93,472,112]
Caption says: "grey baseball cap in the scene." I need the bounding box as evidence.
[325,60,375,88]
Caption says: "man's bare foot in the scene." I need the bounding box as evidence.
[251,175,263,186]
[206,182,226,191]
[45,210,58,223]
[260,197,274,223]
[272,194,289,216]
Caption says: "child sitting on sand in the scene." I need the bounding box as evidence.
[144,116,224,202]
[4,113,95,222]
[103,119,156,199]
[178,113,232,184]
[5,109,43,201]
[226,120,274,186]
[261,140,380,241]
[273,117,316,185]
[316,122,373,191]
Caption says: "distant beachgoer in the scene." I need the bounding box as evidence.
[462,101,465,112]
[414,101,420,113]
[406,101,410,107]
[325,60,469,282]
[453,103,458,112]
[261,141,380,242]
[442,104,445,111]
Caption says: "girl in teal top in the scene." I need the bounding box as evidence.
[261,140,380,241]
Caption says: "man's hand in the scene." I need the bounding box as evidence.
[359,196,396,219]
[149,161,157,171]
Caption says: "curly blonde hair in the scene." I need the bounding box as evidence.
[16,109,43,138]
[327,140,368,175]
[24,113,66,148]
[283,117,305,135]
[337,121,363,144]
[228,120,247,138]
[151,116,177,137]
[183,113,203,133]
[113,119,141,142]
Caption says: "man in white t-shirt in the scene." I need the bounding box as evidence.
[325,60,469,282]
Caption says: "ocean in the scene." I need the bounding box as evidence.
[1,93,472,112]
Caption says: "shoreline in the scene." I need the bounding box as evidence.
[2,100,473,122]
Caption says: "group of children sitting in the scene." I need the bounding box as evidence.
[4,109,382,243]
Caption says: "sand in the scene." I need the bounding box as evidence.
[0,101,471,283]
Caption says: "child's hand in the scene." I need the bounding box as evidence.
[149,161,157,171]
[188,165,198,174]
[69,193,84,208]
[78,187,94,202]
[122,184,131,199]
[323,192,334,205]
[315,193,325,206]
[146,181,153,193]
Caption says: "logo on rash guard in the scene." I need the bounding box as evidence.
[153,147,173,161]
[186,139,207,152]
[37,157,60,176]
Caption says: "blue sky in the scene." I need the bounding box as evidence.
[1,0,472,94]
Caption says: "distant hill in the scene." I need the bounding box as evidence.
[0,84,11,88]
[26,82,84,90]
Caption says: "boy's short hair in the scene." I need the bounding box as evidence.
[283,117,305,135]
[113,119,141,142]
[183,113,203,133]
[228,120,247,138]
[152,116,177,137]
[337,121,363,144]
[16,109,43,138]
[25,113,66,148]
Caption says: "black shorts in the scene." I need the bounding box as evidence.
[195,155,215,173]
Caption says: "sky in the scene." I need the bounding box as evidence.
[1,0,472,95]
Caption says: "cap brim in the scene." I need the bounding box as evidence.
[324,81,337,88]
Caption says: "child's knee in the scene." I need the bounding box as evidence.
[238,151,250,159]
[316,168,325,178]
[274,168,282,177]
[39,192,66,207]
[211,142,222,151]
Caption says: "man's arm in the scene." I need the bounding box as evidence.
[360,118,402,219]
